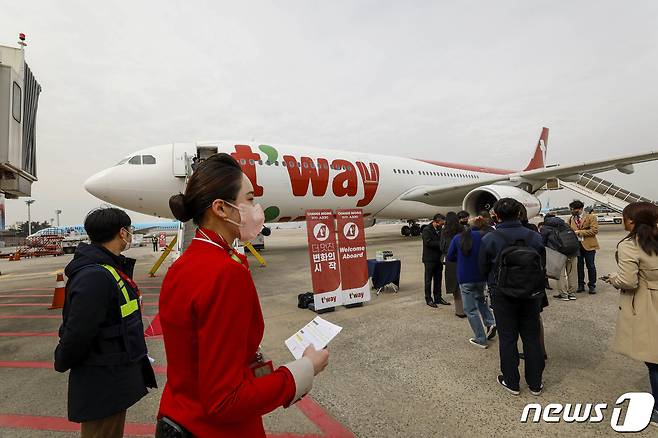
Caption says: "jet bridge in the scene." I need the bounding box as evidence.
[557,173,657,212]
[0,36,41,198]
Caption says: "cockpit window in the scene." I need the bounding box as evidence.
[128,156,142,165]
[142,155,156,165]
[116,157,130,166]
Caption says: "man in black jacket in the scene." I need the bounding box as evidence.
[540,213,578,301]
[479,198,546,396]
[422,213,450,307]
[54,208,156,438]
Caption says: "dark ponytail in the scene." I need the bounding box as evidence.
[460,227,473,256]
[621,202,658,256]
[168,153,243,225]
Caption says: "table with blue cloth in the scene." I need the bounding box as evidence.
[367,259,401,294]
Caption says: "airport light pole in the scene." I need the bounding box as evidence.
[25,199,35,236]
[55,209,62,227]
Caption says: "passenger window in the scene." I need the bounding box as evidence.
[275,161,279,166]
[12,82,21,123]
[258,160,263,165]
[240,159,247,165]
[249,159,255,165]
[128,156,142,165]
[142,155,156,165]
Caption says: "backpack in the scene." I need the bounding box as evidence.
[297,292,314,309]
[495,230,545,300]
[552,225,580,256]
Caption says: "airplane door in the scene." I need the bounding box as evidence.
[172,142,196,177]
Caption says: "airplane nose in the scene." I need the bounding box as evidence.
[84,169,111,200]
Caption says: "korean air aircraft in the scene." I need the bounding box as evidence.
[84,128,658,236]
[29,221,179,239]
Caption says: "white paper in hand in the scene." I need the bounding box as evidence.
[285,316,342,359]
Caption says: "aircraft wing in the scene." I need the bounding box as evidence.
[400,149,658,206]
[134,226,161,236]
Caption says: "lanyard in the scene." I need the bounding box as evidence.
[193,229,246,267]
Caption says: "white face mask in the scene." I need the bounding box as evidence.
[223,201,265,242]
[122,228,133,251]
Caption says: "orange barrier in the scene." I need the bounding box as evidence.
[49,273,66,309]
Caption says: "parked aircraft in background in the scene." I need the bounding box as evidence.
[28,221,179,240]
[84,128,658,236]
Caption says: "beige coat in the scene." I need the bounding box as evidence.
[568,213,600,251]
[610,238,658,364]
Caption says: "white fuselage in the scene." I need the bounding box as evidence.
[84,142,514,222]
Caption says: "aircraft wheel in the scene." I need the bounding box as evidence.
[261,226,272,236]
[410,225,421,236]
[401,225,411,237]
[614,218,622,224]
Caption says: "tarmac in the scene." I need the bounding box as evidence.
[0,223,655,437]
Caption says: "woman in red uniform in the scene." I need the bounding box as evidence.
[156,153,329,437]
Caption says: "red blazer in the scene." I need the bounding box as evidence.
[158,228,296,437]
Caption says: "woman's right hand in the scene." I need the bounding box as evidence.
[303,345,329,376]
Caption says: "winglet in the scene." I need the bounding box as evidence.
[524,127,549,171]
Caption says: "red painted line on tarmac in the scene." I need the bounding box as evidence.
[0,361,53,369]
[0,315,61,319]
[0,332,57,337]
[0,293,159,298]
[0,294,51,298]
[0,363,353,437]
[0,314,158,319]
[0,302,159,307]
[0,361,166,372]
[0,414,325,437]
[297,397,356,437]
[0,414,155,437]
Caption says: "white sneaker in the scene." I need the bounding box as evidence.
[497,375,520,395]
[469,338,487,349]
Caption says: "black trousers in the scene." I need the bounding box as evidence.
[492,293,545,390]
[423,262,443,303]
[577,246,597,289]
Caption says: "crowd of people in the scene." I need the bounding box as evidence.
[422,197,658,424]
[51,151,657,436]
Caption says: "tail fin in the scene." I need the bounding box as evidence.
[524,127,549,171]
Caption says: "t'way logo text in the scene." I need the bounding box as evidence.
[231,145,380,207]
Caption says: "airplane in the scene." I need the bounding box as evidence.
[83,127,658,237]
[28,221,180,240]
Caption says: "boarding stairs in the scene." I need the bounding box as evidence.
[558,173,657,212]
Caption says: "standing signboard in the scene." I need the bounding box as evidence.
[158,232,167,249]
[336,209,370,306]
[305,209,343,310]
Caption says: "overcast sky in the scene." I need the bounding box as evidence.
[1,1,657,226]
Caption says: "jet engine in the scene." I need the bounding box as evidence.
[462,185,541,218]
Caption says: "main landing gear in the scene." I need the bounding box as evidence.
[401,221,422,237]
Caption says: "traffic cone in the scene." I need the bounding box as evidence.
[144,313,162,337]
[49,273,66,309]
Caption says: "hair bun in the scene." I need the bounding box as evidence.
[169,193,192,222]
